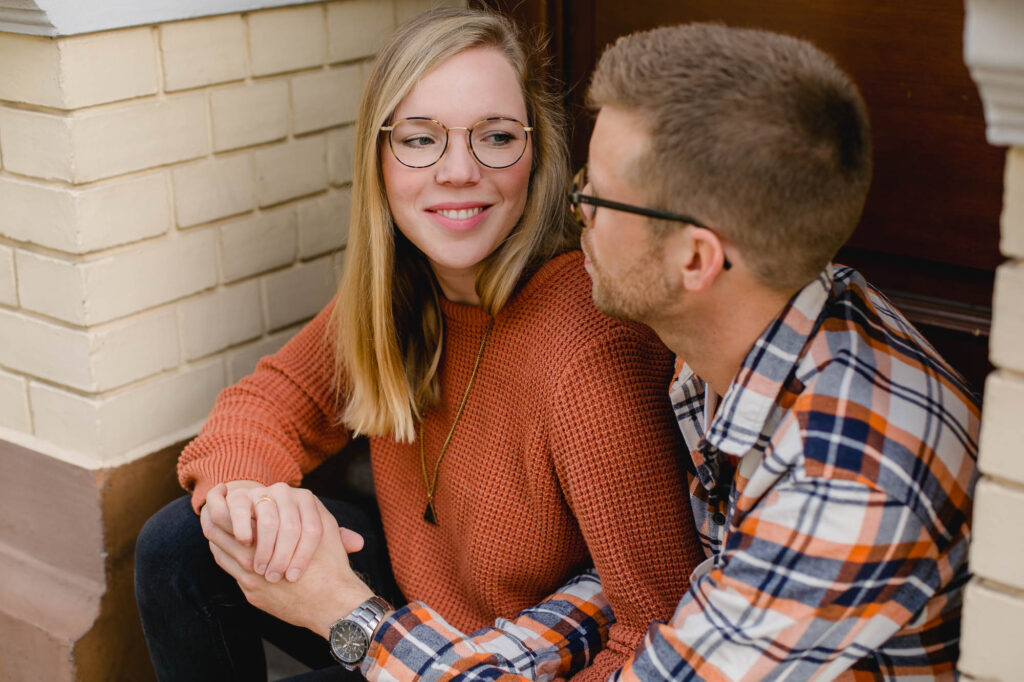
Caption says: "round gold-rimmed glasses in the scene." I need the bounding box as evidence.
[380,116,533,169]
[569,165,731,270]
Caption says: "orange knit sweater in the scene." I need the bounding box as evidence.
[178,251,704,680]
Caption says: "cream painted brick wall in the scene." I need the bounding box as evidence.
[0,368,30,434]
[0,307,178,392]
[263,255,336,330]
[333,248,347,275]
[89,309,181,391]
[969,478,1024,590]
[180,281,263,360]
[960,581,1024,680]
[396,0,463,23]
[979,371,1024,484]
[255,136,329,207]
[30,359,224,457]
[13,250,84,323]
[395,0,433,23]
[172,153,255,227]
[0,309,95,389]
[17,229,218,325]
[210,80,290,152]
[0,2,382,463]
[249,5,327,77]
[220,207,298,282]
[292,65,362,134]
[29,382,105,454]
[60,174,171,251]
[0,245,15,306]
[327,0,395,63]
[0,96,208,183]
[990,261,1024,373]
[0,107,74,181]
[58,28,160,109]
[0,177,78,249]
[160,16,247,92]
[0,29,158,109]
[0,33,64,108]
[69,94,210,183]
[298,188,350,258]
[327,125,355,186]
[226,326,298,383]
[0,173,170,253]
[1001,147,1024,259]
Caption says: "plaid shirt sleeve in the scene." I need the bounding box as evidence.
[612,392,972,680]
[613,484,944,680]
[362,569,613,682]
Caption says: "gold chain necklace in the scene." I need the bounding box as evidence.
[419,319,493,525]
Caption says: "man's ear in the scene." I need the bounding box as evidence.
[678,226,729,292]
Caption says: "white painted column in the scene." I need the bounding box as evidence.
[960,1,1024,679]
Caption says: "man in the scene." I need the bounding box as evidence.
[206,23,980,680]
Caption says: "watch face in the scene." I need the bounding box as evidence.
[330,620,369,664]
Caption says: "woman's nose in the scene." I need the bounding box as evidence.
[434,130,481,185]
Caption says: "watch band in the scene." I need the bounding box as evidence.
[349,595,391,638]
[329,595,393,670]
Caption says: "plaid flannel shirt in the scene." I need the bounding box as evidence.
[362,264,980,681]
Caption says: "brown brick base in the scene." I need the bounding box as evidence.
[0,438,186,681]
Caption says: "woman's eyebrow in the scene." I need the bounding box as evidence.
[395,112,525,122]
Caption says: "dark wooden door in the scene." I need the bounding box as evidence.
[477,0,1003,392]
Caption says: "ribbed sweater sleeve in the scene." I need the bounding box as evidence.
[177,302,349,512]
[549,323,706,682]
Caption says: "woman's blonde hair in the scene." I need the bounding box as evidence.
[331,6,574,442]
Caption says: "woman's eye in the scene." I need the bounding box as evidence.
[480,131,515,147]
[401,135,439,148]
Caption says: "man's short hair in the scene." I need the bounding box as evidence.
[588,23,872,290]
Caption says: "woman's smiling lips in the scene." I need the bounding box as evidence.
[426,202,492,232]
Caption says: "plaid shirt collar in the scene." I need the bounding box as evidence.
[672,265,835,493]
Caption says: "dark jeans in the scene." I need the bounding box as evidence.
[135,495,403,682]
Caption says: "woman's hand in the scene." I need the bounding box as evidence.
[202,481,327,583]
[202,495,375,637]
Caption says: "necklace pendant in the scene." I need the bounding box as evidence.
[423,502,438,525]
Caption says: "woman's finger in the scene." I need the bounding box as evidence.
[202,507,256,572]
[203,483,233,532]
[263,490,307,583]
[226,487,259,546]
[250,491,281,575]
[284,492,325,582]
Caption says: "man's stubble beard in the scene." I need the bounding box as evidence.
[584,233,676,324]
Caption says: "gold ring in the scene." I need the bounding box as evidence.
[254,495,276,508]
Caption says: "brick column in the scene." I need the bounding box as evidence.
[0,1,453,678]
[960,1,1024,679]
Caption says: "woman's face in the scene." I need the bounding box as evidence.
[382,46,532,305]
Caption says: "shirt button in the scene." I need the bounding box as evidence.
[712,512,727,526]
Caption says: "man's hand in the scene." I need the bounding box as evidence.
[203,481,329,584]
[202,494,375,638]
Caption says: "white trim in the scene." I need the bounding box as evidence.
[0,0,319,36]
[964,0,1024,146]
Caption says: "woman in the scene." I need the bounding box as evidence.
[135,7,703,681]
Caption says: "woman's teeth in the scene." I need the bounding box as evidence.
[436,207,484,220]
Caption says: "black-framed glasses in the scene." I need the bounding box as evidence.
[380,116,533,169]
[569,166,731,270]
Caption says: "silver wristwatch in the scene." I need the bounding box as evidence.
[328,595,393,670]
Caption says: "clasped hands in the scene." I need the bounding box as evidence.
[200,481,374,638]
